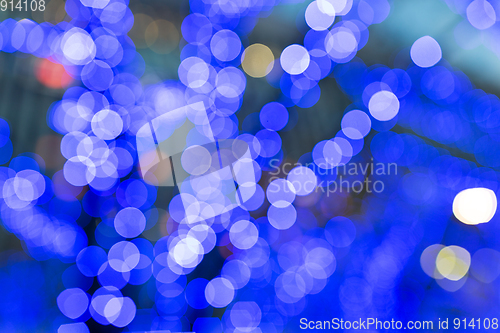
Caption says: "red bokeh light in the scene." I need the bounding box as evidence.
[35,58,73,89]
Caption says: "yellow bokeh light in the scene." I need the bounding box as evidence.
[241,43,274,78]
[145,19,179,54]
[129,13,154,49]
[435,246,470,281]
[452,187,497,225]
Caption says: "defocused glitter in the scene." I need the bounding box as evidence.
[0,0,498,330]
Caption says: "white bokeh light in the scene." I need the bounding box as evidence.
[410,36,442,68]
[317,0,348,16]
[169,236,204,268]
[452,187,497,225]
[466,0,496,30]
[280,44,310,75]
[368,91,400,121]
[61,28,96,65]
[305,1,335,31]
